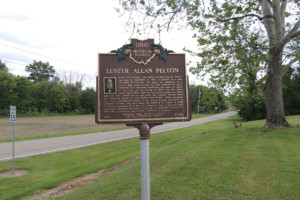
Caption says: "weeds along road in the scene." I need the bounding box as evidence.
[0,111,236,161]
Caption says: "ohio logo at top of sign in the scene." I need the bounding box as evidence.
[130,39,155,65]
[110,39,174,65]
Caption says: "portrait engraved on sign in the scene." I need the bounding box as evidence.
[104,77,116,94]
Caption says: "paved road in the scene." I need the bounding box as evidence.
[0,111,236,161]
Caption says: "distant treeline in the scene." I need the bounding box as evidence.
[2,59,299,120]
[0,70,95,116]
[1,69,229,116]
[189,85,228,114]
[1,60,230,117]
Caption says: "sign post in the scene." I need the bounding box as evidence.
[141,138,150,200]
[10,106,16,175]
[96,39,191,199]
[127,123,162,200]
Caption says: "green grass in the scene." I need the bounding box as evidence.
[0,116,299,200]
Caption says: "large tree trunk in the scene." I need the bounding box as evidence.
[264,48,290,129]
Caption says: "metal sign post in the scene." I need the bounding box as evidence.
[140,138,150,200]
[10,106,16,175]
[127,123,162,200]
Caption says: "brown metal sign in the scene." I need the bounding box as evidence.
[95,39,191,124]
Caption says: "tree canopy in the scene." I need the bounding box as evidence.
[0,60,95,116]
[25,60,56,83]
[0,59,8,72]
[116,0,300,129]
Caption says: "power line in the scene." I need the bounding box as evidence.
[0,42,95,69]
[0,54,97,78]
[0,54,28,65]
[1,59,27,66]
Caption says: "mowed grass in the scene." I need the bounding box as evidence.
[0,116,299,200]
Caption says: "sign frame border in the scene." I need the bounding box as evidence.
[95,53,191,124]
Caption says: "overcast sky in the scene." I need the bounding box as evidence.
[0,0,201,87]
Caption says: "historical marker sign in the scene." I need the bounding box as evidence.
[95,39,191,124]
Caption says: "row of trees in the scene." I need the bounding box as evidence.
[192,65,300,120]
[190,85,227,114]
[282,67,300,116]
[230,65,300,121]
[0,60,95,116]
[1,59,229,116]
[2,57,299,119]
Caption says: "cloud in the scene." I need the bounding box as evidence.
[0,50,34,65]
[0,14,30,21]
[0,30,54,48]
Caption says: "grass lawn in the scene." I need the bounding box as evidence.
[0,115,299,200]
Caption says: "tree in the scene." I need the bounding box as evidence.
[116,0,300,129]
[0,71,16,115]
[48,81,67,113]
[283,66,300,115]
[34,80,51,112]
[79,87,96,113]
[0,59,8,72]
[25,60,55,83]
[189,85,227,113]
[64,82,82,112]
[14,76,35,113]
[230,80,266,121]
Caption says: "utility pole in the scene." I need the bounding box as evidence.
[197,88,201,115]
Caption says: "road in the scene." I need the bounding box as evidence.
[0,111,236,161]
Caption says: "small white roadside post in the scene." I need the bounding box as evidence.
[10,106,16,175]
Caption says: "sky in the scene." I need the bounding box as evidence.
[0,0,202,88]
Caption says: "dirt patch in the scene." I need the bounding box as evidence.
[0,169,28,178]
[190,131,210,138]
[24,156,139,200]
[0,115,126,140]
